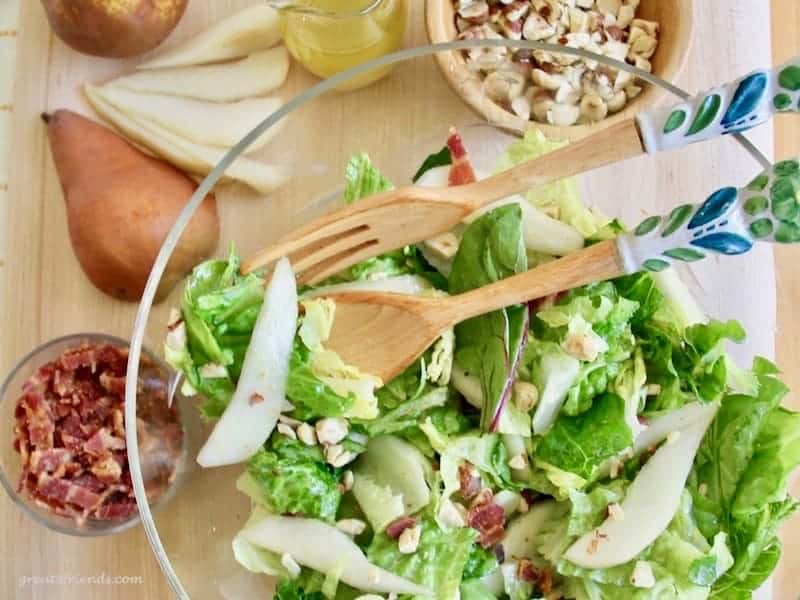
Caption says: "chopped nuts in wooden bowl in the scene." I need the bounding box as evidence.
[426,0,694,140]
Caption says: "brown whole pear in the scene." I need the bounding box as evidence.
[44,110,219,302]
[41,0,188,58]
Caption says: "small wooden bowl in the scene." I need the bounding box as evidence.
[426,0,694,140]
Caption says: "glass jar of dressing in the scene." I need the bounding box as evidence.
[268,0,408,90]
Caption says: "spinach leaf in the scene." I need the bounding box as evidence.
[412,146,452,183]
[449,204,528,430]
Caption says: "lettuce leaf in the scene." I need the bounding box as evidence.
[449,204,528,430]
[362,387,449,436]
[614,272,665,324]
[274,578,326,600]
[367,518,478,600]
[332,156,446,288]
[535,393,633,482]
[494,129,610,238]
[463,544,499,580]
[460,579,499,600]
[166,248,265,418]
[688,363,800,597]
[286,341,355,419]
[636,319,746,412]
[344,152,392,203]
[274,569,360,600]
[437,432,518,502]
[246,437,342,522]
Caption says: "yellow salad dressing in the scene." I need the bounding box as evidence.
[277,0,408,90]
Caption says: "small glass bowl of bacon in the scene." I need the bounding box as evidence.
[0,333,185,536]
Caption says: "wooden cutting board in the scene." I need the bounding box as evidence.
[0,1,794,599]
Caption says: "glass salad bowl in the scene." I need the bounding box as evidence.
[123,37,788,600]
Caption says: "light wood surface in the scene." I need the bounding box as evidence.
[771,1,800,599]
[327,240,625,383]
[425,0,694,140]
[0,1,792,599]
[242,118,644,281]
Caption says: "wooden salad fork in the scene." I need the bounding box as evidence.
[242,58,800,284]
[321,159,800,383]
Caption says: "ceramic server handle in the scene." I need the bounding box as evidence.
[636,58,800,153]
[617,159,800,273]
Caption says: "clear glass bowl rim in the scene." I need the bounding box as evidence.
[121,39,773,598]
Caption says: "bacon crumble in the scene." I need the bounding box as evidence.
[12,342,182,524]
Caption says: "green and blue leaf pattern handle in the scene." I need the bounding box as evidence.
[617,159,800,273]
[636,57,800,153]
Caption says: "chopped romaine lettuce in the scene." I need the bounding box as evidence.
[363,387,449,436]
[463,544,499,580]
[274,577,326,600]
[344,152,392,204]
[246,437,342,522]
[367,518,478,600]
[494,129,610,238]
[636,319,746,412]
[286,341,355,419]
[535,393,633,483]
[527,342,581,434]
[438,432,517,503]
[166,247,264,418]
[460,578,499,600]
[309,348,381,420]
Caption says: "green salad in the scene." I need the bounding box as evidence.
[165,130,800,600]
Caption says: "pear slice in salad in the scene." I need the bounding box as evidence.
[196,257,297,468]
[243,516,433,596]
[565,401,719,568]
[501,500,559,563]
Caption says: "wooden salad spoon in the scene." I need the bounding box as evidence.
[321,159,800,383]
[242,58,800,284]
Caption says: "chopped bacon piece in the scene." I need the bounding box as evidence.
[385,516,417,540]
[22,393,55,448]
[12,342,182,523]
[467,492,506,548]
[59,346,99,372]
[96,500,137,520]
[30,448,72,475]
[517,559,554,594]
[446,127,478,186]
[99,371,126,395]
[71,473,106,493]
[111,408,125,437]
[91,456,123,483]
[458,461,483,501]
[83,427,126,456]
